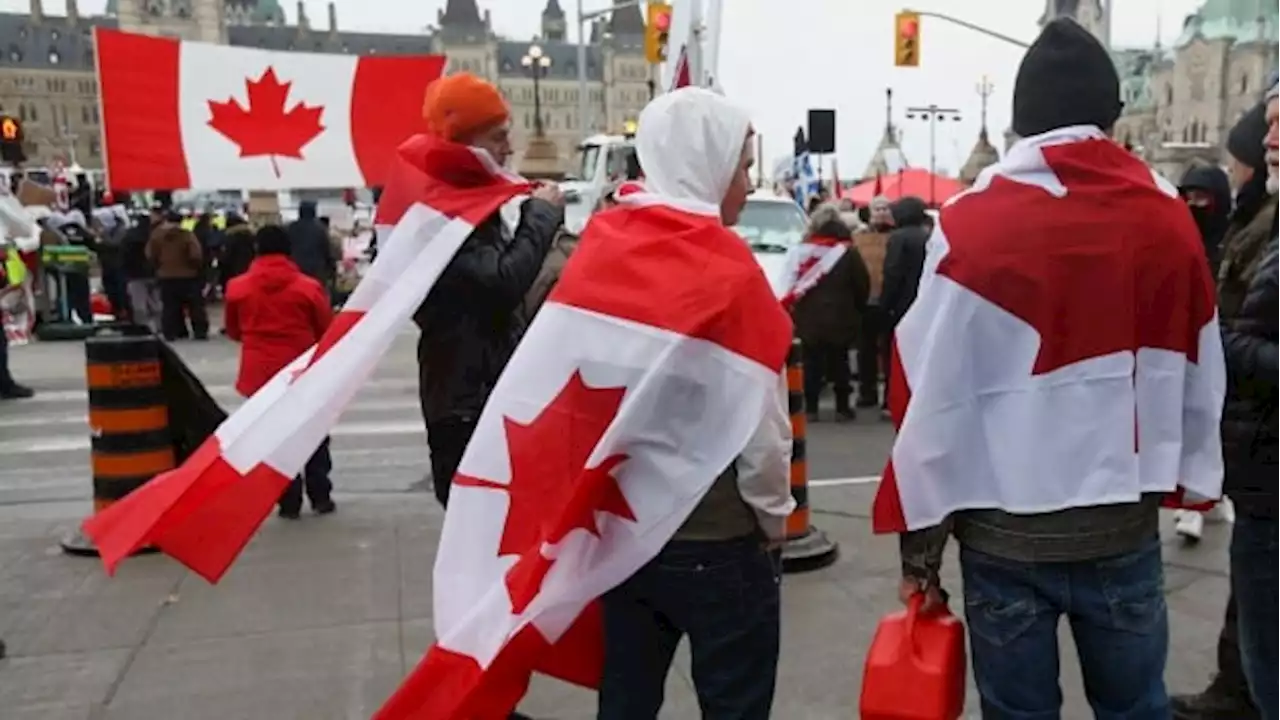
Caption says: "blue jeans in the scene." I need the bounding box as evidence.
[1232,514,1278,719]
[598,536,782,720]
[959,539,1169,719]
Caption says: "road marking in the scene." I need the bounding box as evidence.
[809,475,880,487]
[0,420,427,455]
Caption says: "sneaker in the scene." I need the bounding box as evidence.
[0,383,34,400]
[313,499,337,515]
[1171,687,1261,719]
[1174,510,1204,543]
[278,508,302,520]
[835,408,857,422]
[1206,498,1235,524]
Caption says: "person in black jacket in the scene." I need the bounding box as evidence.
[1179,162,1233,277]
[1173,95,1278,720]
[288,200,336,289]
[413,73,564,512]
[792,205,870,421]
[1217,87,1278,720]
[879,196,931,418]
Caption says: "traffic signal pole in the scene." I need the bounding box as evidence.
[903,9,1031,49]
[576,0,644,136]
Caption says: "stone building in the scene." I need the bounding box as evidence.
[0,0,651,176]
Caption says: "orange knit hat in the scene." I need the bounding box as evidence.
[423,73,510,142]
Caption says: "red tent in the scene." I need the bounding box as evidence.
[846,168,966,208]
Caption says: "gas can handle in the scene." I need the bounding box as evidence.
[902,591,925,656]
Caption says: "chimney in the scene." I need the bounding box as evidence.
[29,0,42,23]
[327,1,337,33]
[66,0,79,24]
[296,0,309,30]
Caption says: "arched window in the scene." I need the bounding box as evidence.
[1240,74,1249,94]
[1164,85,1173,105]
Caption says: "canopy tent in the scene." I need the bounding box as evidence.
[846,168,967,208]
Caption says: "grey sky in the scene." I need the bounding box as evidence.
[10,0,1203,178]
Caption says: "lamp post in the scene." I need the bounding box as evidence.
[576,0,643,135]
[905,104,961,207]
[522,43,552,137]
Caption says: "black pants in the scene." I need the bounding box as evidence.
[802,341,852,414]
[278,438,333,514]
[0,330,15,389]
[53,270,93,324]
[857,304,889,406]
[598,537,782,720]
[159,278,209,340]
[426,417,478,508]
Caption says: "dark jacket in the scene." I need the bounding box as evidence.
[288,201,335,283]
[220,222,256,284]
[225,254,332,397]
[414,198,562,424]
[145,223,203,280]
[1178,163,1232,276]
[1218,196,1278,518]
[120,215,154,280]
[881,197,931,324]
[792,217,871,347]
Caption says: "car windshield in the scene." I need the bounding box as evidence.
[732,199,806,252]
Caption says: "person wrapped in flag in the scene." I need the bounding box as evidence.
[872,18,1225,717]
[406,72,565,510]
[374,87,794,720]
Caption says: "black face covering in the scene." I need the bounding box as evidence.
[1188,205,1216,238]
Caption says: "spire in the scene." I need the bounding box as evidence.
[542,0,567,41]
[883,87,895,141]
[439,0,483,27]
[961,77,1000,184]
[608,0,645,36]
[976,75,993,136]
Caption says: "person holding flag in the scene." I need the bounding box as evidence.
[874,18,1225,717]
[373,86,793,720]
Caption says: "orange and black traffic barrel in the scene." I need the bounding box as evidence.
[85,334,175,512]
[62,333,175,557]
[781,338,839,573]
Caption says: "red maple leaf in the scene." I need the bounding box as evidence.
[207,67,325,177]
[934,138,1215,376]
[454,370,635,614]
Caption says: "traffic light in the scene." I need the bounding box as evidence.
[645,2,673,65]
[894,11,920,68]
[0,114,25,165]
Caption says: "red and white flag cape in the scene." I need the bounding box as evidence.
[779,235,847,308]
[872,126,1226,533]
[83,135,531,582]
[374,193,793,719]
[94,28,444,191]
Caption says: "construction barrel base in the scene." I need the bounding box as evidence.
[782,525,839,573]
[60,528,157,558]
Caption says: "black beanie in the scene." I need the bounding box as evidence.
[1227,100,1268,172]
[255,225,292,256]
[1012,18,1123,138]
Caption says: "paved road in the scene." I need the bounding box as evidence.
[0,334,1232,719]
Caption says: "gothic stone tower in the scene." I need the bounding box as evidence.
[115,0,225,43]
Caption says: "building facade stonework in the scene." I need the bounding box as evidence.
[0,0,650,177]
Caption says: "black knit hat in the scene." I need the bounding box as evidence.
[1227,100,1268,172]
[1012,18,1123,138]
[255,225,292,256]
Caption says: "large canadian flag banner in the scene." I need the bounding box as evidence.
[93,28,445,191]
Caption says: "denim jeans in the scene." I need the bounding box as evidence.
[959,539,1169,720]
[1232,514,1278,719]
[598,536,782,720]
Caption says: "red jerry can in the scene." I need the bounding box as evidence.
[860,593,967,720]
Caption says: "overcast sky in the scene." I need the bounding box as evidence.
[11,0,1205,177]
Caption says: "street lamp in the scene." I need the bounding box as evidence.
[905,104,961,207]
[522,43,552,137]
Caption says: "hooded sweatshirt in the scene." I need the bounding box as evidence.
[1178,163,1232,275]
[224,254,332,396]
[633,87,795,543]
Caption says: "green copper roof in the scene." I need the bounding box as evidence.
[1175,0,1279,47]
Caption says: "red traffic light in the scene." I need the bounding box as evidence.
[901,18,918,39]
[653,10,671,32]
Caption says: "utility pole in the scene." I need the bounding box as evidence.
[905,104,962,207]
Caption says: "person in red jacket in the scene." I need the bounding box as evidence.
[225,225,337,520]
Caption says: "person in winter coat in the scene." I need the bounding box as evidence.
[792,205,870,421]
[1179,162,1233,277]
[1172,93,1279,720]
[224,225,336,520]
[288,200,336,289]
[880,195,931,327]
[853,195,894,409]
[218,214,256,288]
[146,210,208,340]
[121,210,160,331]
[412,72,564,510]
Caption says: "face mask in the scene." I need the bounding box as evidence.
[1187,205,1217,237]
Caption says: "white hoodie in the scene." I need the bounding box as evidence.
[634,87,796,540]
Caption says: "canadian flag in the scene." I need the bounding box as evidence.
[83,134,531,582]
[778,235,847,308]
[872,126,1227,533]
[374,193,794,718]
[93,28,445,191]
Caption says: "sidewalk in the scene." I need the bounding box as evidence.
[0,489,1232,720]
